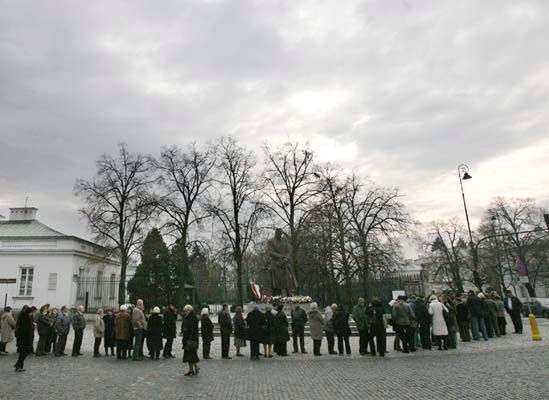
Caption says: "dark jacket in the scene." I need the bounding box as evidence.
[414,300,431,326]
[72,312,86,331]
[55,311,71,336]
[274,310,290,342]
[163,309,177,339]
[218,310,233,335]
[261,310,275,345]
[148,314,163,339]
[332,308,351,336]
[504,296,523,315]
[182,311,199,363]
[36,313,52,336]
[468,295,485,318]
[291,306,308,330]
[246,309,265,341]
[234,313,247,340]
[456,301,470,322]
[392,302,415,326]
[201,315,214,343]
[15,310,34,350]
[367,301,385,329]
[103,313,116,346]
[115,312,130,340]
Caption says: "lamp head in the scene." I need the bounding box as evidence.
[462,172,472,180]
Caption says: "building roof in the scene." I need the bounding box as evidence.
[0,220,66,238]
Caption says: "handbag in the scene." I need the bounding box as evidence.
[184,339,198,353]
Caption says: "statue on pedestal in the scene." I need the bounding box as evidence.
[267,228,297,297]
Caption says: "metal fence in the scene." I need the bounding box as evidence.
[77,276,195,312]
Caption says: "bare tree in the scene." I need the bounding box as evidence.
[209,137,267,306]
[262,141,320,288]
[74,143,156,305]
[155,143,216,291]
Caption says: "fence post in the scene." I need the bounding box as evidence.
[84,292,89,313]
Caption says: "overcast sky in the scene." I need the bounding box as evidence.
[1,1,548,246]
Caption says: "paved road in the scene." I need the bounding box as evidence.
[2,317,548,400]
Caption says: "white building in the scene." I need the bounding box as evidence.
[0,207,120,310]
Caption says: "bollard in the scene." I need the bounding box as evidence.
[529,314,542,341]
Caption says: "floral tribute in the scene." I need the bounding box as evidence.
[260,295,313,304]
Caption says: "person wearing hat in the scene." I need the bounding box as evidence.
[200,308,214,360]
[182,305,200,376]
[261,305,275,358]
[307,302,324,356]
[115,305,131,359]
[273,304,290,356]
[148,307,163,360]
[163,304,177,359]
[103,308,116,356]
[246,304,265,360]
[93,309,105,358]
[218,304,233,359]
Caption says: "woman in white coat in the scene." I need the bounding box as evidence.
[428,295,449,350]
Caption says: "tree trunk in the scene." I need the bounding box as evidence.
[118,252,128,306]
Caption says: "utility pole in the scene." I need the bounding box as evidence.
[544,214,549,233]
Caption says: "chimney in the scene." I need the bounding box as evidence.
[9,207,38,221]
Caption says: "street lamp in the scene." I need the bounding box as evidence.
[457,164,482,289]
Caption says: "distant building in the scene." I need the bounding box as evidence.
[0,207,119,310]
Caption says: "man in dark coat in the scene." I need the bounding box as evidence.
[103,308,116,356]
[200,309,214,359]
[367,298,386,356]
[162,305,176,359]
[333,305,352,355]
[504,290,523,334]
[71,305,86,356]
[468,291,488,340]
[36,304,52,356]
[246,305,265,360]
[218,304,233,359]
[391,296,416,353]
[455,296,471,342]
[291,304,308,354]
[273,304,290,356]
[14,306,34,372]
[414,297,432,350]
[55,306,71,357]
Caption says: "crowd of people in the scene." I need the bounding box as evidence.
[0,290,524,376]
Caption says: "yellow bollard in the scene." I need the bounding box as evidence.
[529,314,542,341]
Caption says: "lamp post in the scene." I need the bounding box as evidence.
[457,164,482,289]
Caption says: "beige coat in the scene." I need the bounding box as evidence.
[1,312,16,343]
[94,316,105,338]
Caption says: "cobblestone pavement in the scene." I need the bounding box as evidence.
[2,318,548,400]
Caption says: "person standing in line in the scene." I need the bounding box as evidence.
[115,305,130,359]
[132,299,147,361]
[71,305,86,356]
[352,298,370,356]
[307,302,324,356]
[414,296,432,350]
[182,305,200,377]
[14,306,34,372]
[391,296,416,353]
[273,304,289,356]
[233,307,247,357]
[504,290,523,334]
[492,292,507,335]
[441,295,458,349]
[468,291,488,341]
[291,303,308,354]
[93,309,105,358]
[246,304,265,360]
[455,295,471,342]
[147,307,163,360]
[333,305,352,356]
[200,308,214,360]
[428,295,449,351]
[0,306,16,355]
[55,306,71,357]
[324,305,336,355]
[367,298,387,357]
[482,293,499,338]
[103,308,116,356]
[218,304,233,359]
[35,304,52,356]
[46,308,58,354]
[162,304,177,359]
[261,305,275,358]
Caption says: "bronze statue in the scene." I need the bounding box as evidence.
[267,228,297,296]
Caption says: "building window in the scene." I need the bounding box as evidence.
[109,273,116,299]
[19,266,34,296]
[48,273,58,291]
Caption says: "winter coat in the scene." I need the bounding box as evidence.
[392,302,415,326]
[468,296,485,318]
[182,311,199,363]
[94,315,105,338]
[1,311,16,343]
[15,311,34,350]
[307,309,324,340]
[55,311,71,336]
[115,312,130,340]
[494,299,505,318]
[147,314,163,350]
[200,315,214,343]
[233,313,247,340]
[428,300,449,336]
[273,310,290,342]
[291,307,308,330]
[414,300,431,326]
[218,310,233,335]
[332,308,351,337]
[367,302,386,329]
[484,298,498,319]
[261,310,275,345]
[352,304,369,331]
[36,313,52,336]
[456,301,470,322]
[103,314,116,346]
[72,312,86,331]
[246,309,265,341]
[132,308,147,330]
[504,296,523,315]
[323,308,334,333]
[163,309,177,339]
